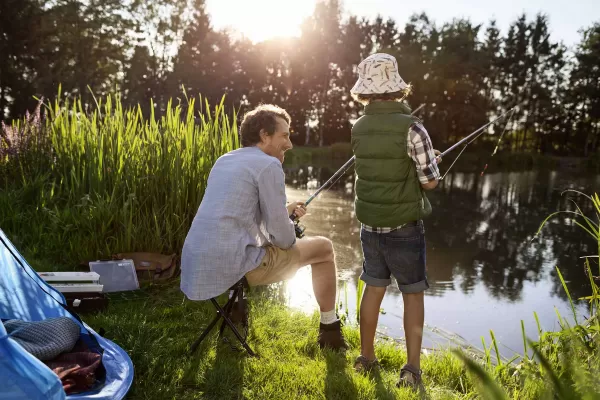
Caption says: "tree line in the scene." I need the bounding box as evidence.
[1,0,599,156]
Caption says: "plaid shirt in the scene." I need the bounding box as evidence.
[362,122,440,233]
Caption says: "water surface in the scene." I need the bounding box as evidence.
[282,167,599,356]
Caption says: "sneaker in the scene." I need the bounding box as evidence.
[317,320,348,351]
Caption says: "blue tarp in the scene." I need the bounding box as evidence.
[0,229,133,399]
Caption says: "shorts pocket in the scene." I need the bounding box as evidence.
[382,230,426,286]
[383,226,422,244]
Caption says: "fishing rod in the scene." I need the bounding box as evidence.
[291,103,425,238]
[305,103,427,208]
[427,106,518,171]
[292,103,520,237]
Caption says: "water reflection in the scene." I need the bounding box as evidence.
[283,165,598,353]
[285,166,596,301]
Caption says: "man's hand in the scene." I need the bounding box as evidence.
[287,201,307,219]
[434,149,442,164]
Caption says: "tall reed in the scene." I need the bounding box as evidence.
[0,92,239,263]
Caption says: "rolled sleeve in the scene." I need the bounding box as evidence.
[257,161,296,249]
[408,122,441,184]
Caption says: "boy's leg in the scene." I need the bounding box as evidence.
[357,229,391,363]
[359,285,386,361]
[402,291,424,369]
[381,220,428,382]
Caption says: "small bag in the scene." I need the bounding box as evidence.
[112,252,179,282]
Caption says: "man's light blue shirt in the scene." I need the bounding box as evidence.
[181,146,296,300]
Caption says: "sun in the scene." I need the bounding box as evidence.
[206,0,316,43]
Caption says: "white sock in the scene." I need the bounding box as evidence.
[320,309,339,325]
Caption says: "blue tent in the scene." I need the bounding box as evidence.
[0,229,133,399]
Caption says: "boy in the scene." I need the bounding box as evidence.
[350,53,441,390]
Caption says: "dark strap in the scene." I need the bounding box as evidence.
[401,363,422,379]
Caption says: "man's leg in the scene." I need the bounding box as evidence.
[293,236,337,312]
[293,236,348,349]
[402,291,424,369]
[245,236,345,349]
[359,285,386,361]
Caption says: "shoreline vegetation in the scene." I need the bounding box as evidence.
[284,143,598,173]
[1,95,598,398]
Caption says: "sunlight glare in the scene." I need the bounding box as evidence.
[206,0,316,43]
[284,266,316,313]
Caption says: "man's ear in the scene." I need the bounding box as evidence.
[258,129,268,143]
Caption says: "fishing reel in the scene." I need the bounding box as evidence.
[290,214,306,239]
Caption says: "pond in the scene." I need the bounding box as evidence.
[281,165,599,357]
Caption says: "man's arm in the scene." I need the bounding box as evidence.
[408,122,441,190]
[257,162,296,249]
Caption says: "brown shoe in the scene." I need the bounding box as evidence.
[317,320,348,351]
[397,364,424,392]
[354,355,380,373]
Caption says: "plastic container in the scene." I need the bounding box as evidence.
[89,259,139,292]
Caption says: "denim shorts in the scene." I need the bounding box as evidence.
[359,220,429,293]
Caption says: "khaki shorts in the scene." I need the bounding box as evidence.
[245,245,304,286]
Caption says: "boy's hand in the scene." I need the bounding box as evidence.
[434,149,442,164]
[288,201,307,219]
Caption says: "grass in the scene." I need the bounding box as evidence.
[2,93,600,399]
[74,277,471,400]
[19,252,597,400]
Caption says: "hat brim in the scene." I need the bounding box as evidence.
[350,78,409,95]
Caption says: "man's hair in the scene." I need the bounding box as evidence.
[240,104,291,147]
[352,86,412,105]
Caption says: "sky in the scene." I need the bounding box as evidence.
[205,0,599,47]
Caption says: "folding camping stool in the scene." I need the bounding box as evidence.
[189,277,256,357]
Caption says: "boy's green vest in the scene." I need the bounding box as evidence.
[351,101,432,227]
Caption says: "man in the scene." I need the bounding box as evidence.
[181,104,346,350]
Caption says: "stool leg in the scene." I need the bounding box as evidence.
[213,298,257,357]
[190,312,221,354]
[219,287,239,338]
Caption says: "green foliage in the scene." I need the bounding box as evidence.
[0,93,238,264]
[453,191,600,399]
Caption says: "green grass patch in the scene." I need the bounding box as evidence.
[77,278,474,400]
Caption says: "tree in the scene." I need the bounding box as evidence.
[0,0,44,120]
[569,23,600,156]
[33,0,133,105]
[170,0,238,107]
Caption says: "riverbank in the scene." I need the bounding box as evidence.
[29,258,468,400]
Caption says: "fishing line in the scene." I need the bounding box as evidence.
[300,103,426,207]
[479,108,516,177]
[436,106,519,180]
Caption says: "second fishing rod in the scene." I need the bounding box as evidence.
[291,104,518,238]
[290,104,425,238]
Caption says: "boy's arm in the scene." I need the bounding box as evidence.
[257,161,296,249]
[408,122,441,190]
